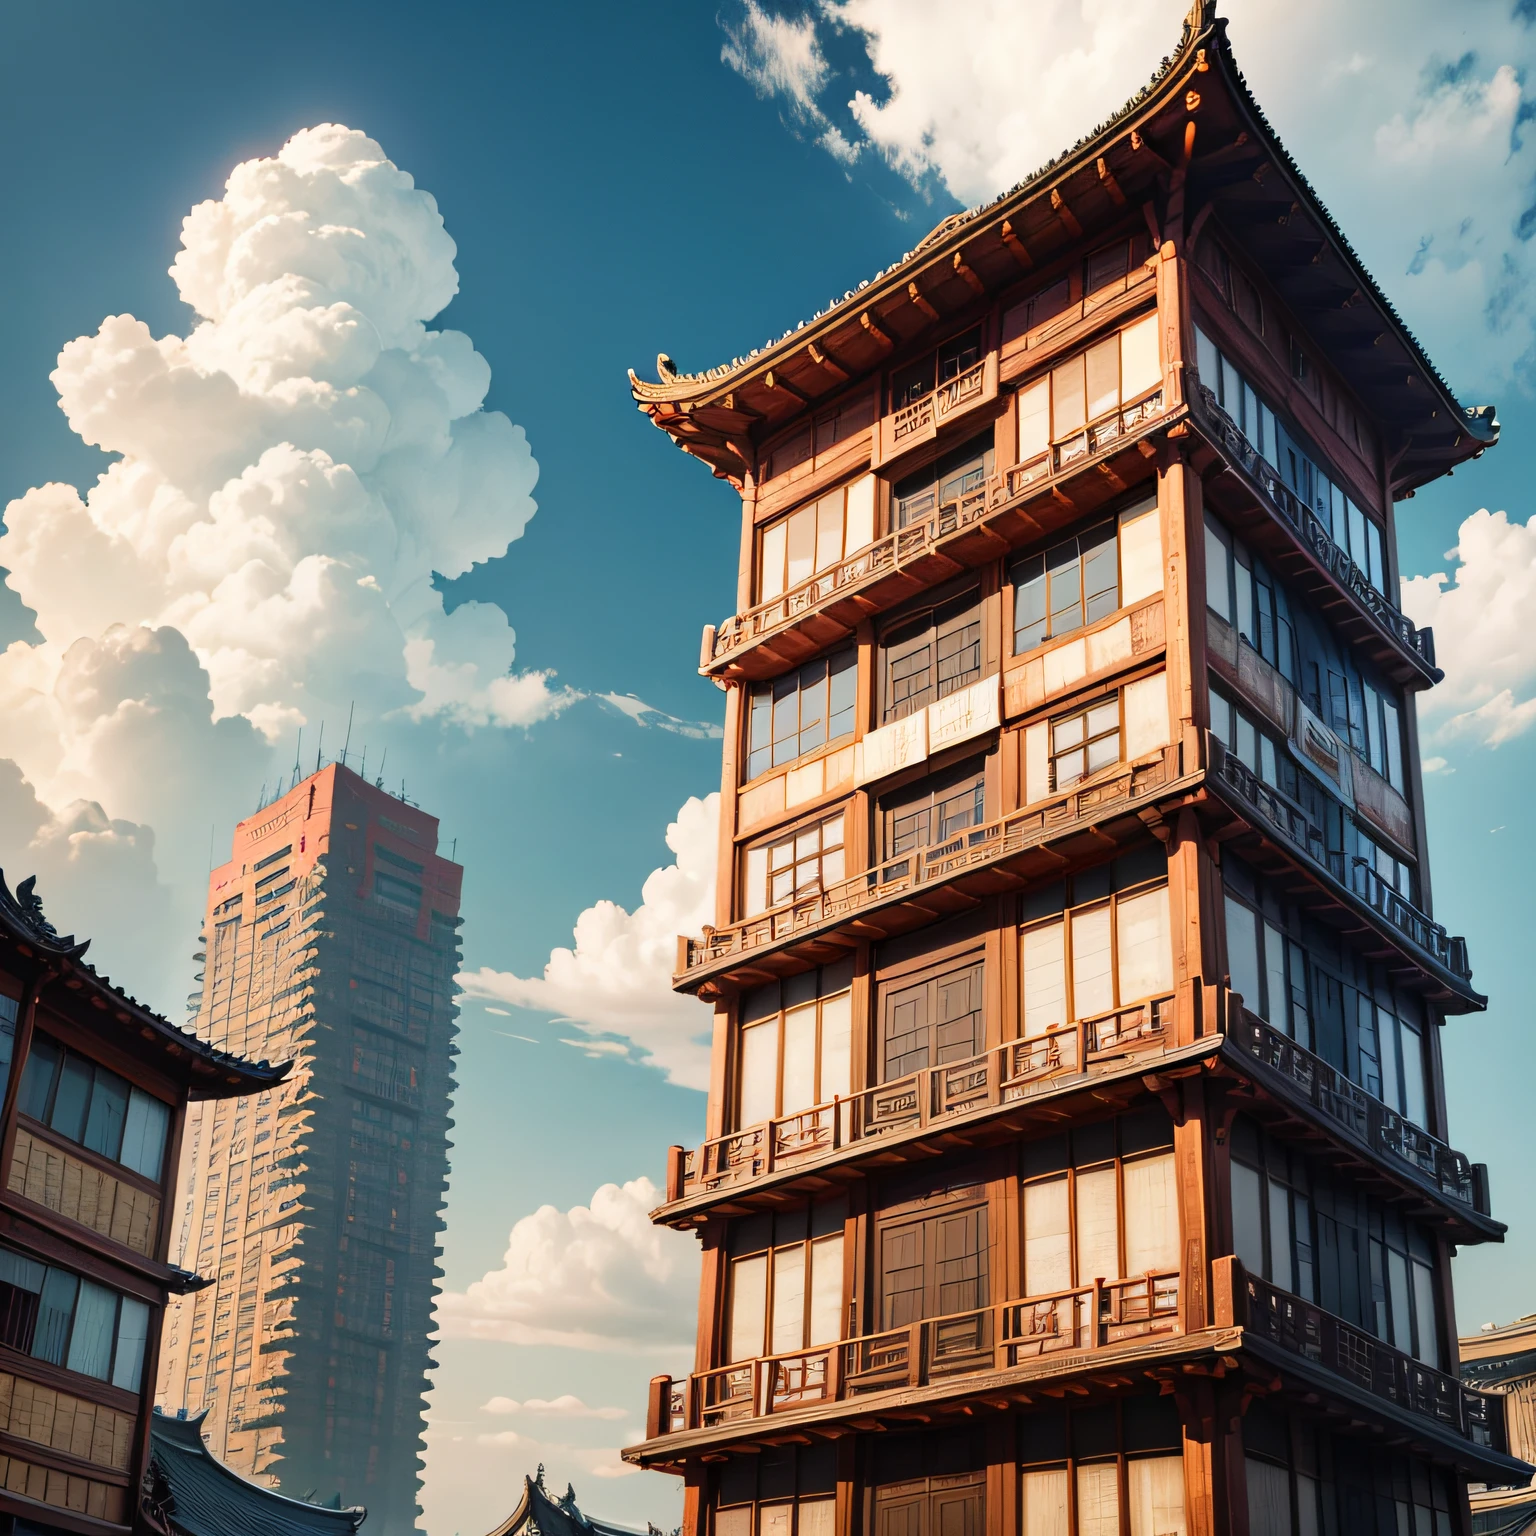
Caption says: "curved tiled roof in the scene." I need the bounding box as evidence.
[628,0,1493,458]
[0,869,290,1097]
[146,1411,365,1536]
[484,1470,650,1536]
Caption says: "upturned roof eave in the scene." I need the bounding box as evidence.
[627,1,1495,476]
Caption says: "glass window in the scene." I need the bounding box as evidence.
[1049,699,1120,792]
[881,760,987,860]
[879,589,985,723]
[878,959,985,1082]
[727,1202,847,1362]
[1011,522,1117,652]
[743,813,847,919]
[0,994,17,1103]
[757,476,877,604]
[0,1245,149,1387]
[746,650,857,781]
[736,965,854,1128]
[893,429,994,530]
[17,1035,171,1182]
[1018,865,1173,1034]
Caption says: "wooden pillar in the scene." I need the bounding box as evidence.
[695,1220,727,1376]
[706,1002,731,1141]
[987,1415,1017,1536]
[717,685,742,931]
[835,1435,858,1536]
[0,964,54,1195]
[684,1461,706,1536]
[1176,1076,1214,1335]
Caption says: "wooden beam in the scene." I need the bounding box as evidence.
[806,342,848,382]
[1130,128,1173,174]
[861,311,893,349]
[907,281,940,322]
[1050,188,1082,238]
[1000,219,1033,268]
[1097,156,1126,206]
[952,251,985,296]
[765,369,810,404]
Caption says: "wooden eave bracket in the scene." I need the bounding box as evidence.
[1050,187,1083,238]
[861,311,893,349]
[1097,156,1127,207]
[1000,219,1032,268]
[806,343,848,381]
[765,369,810,405]
[908,281,940,322]
[952,250,985,296]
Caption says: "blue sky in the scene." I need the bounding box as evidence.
[4,2,1536,1533]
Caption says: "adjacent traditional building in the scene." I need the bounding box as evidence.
[156,764,462,1534]
[1462,1318,1536,1534]
[627,4,1527,1534]
[0,870,285,1535]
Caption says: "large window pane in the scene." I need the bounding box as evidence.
[1129,1456,1188,1536]
[1116,887,1171,1004]
[1399,1016,1427,1128]
[66,1280,117,1380]
[1021,923,1066,1038]
[1123,1154,1178,1274]
[1071,906,1113,1018]
[729,1254,768,1362]
[0,995,16,1103]
[1224,896,1261,1015]
[120,1090,170,1182]
[112,1296,150,1392]
[1074,1166,1119,1285]
[17,1037,62,1126]
[83,1073,129,1162]
[739,1022,777,1128]
[781,1005,818,1117]
[1021,1468,1069,1536]
[819,993,852,1102]
[771,1244,807,1354]
[1246,1458,1291,1536]
[808,1235,843,1346]
[1231,1161,1265,1278]
[1076,1462,1121,1536]
[33,1268,78,1366]
[1023,1176,1071,1296]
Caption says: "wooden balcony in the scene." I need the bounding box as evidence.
[873,355,998,467]
[1190,381,1440,688]
[1224,1259,1510,1456]
[1205,733,1481,1010]
[667,995,1175,1207]
[702,386,1170,683]
[677,741,1196,997]
[1225,1010,1498,1242]
[649,1271,1181,1439]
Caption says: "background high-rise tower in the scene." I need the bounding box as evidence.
[157,763,462,1535]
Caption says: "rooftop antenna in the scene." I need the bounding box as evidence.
[256,781,267,811]
[314,720,324,776]
[451,837,457,861]
[291,727,303,792]
[340,702,354,769]
[359,746,367,781]
[375,748,387,789]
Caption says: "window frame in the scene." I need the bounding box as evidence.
[724,1202,848,1364]
[878,588,987,725]
[889,325,985,412]
[735,968,855,1131]
[755,474,879,605]
[742,810,849,920]
[745,648,859,783]
[878,756,989,863]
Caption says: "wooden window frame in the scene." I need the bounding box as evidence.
[723,1204,848,1364]
[1009,519,1118,654]
[734,975,855,1131]
[755,475,878,605]
[875,952,987,1084]
[745,648,858,783]
[1017,876,1173,1035]
[878,590,986,725]
[741,809,849,920]
[879,756,989,863]
[889,325,985,412]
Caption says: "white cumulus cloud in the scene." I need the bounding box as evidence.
[459,793,719,1090]
[1402,509,1536,747]
[480,1394,628,1421]
[434,1176,700,1352]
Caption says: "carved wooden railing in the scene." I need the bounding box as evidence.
[708,483,992,666]
[890,360,990,450]
[1190,381,1437,675]
[707,370,1169,674]
[1208,734,1474,987]
[1005,387,1166,498]
[1222,1261,1507,1451]
[673,994,1175,1201]
[1231,1011,1484,1213]
[647,1272,1180,1438]
[680,742,1186,977]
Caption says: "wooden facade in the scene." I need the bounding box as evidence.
[155,764,461,1534]
[0,872,285,1536]
[625,6,1529,1535]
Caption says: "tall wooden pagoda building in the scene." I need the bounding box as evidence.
[626,5,1528,1534]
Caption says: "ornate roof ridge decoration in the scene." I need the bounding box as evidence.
[482,1467,655,1536]
[627,0,1494,459]
[145,1408,366,1535]
[0,868,291,1094]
